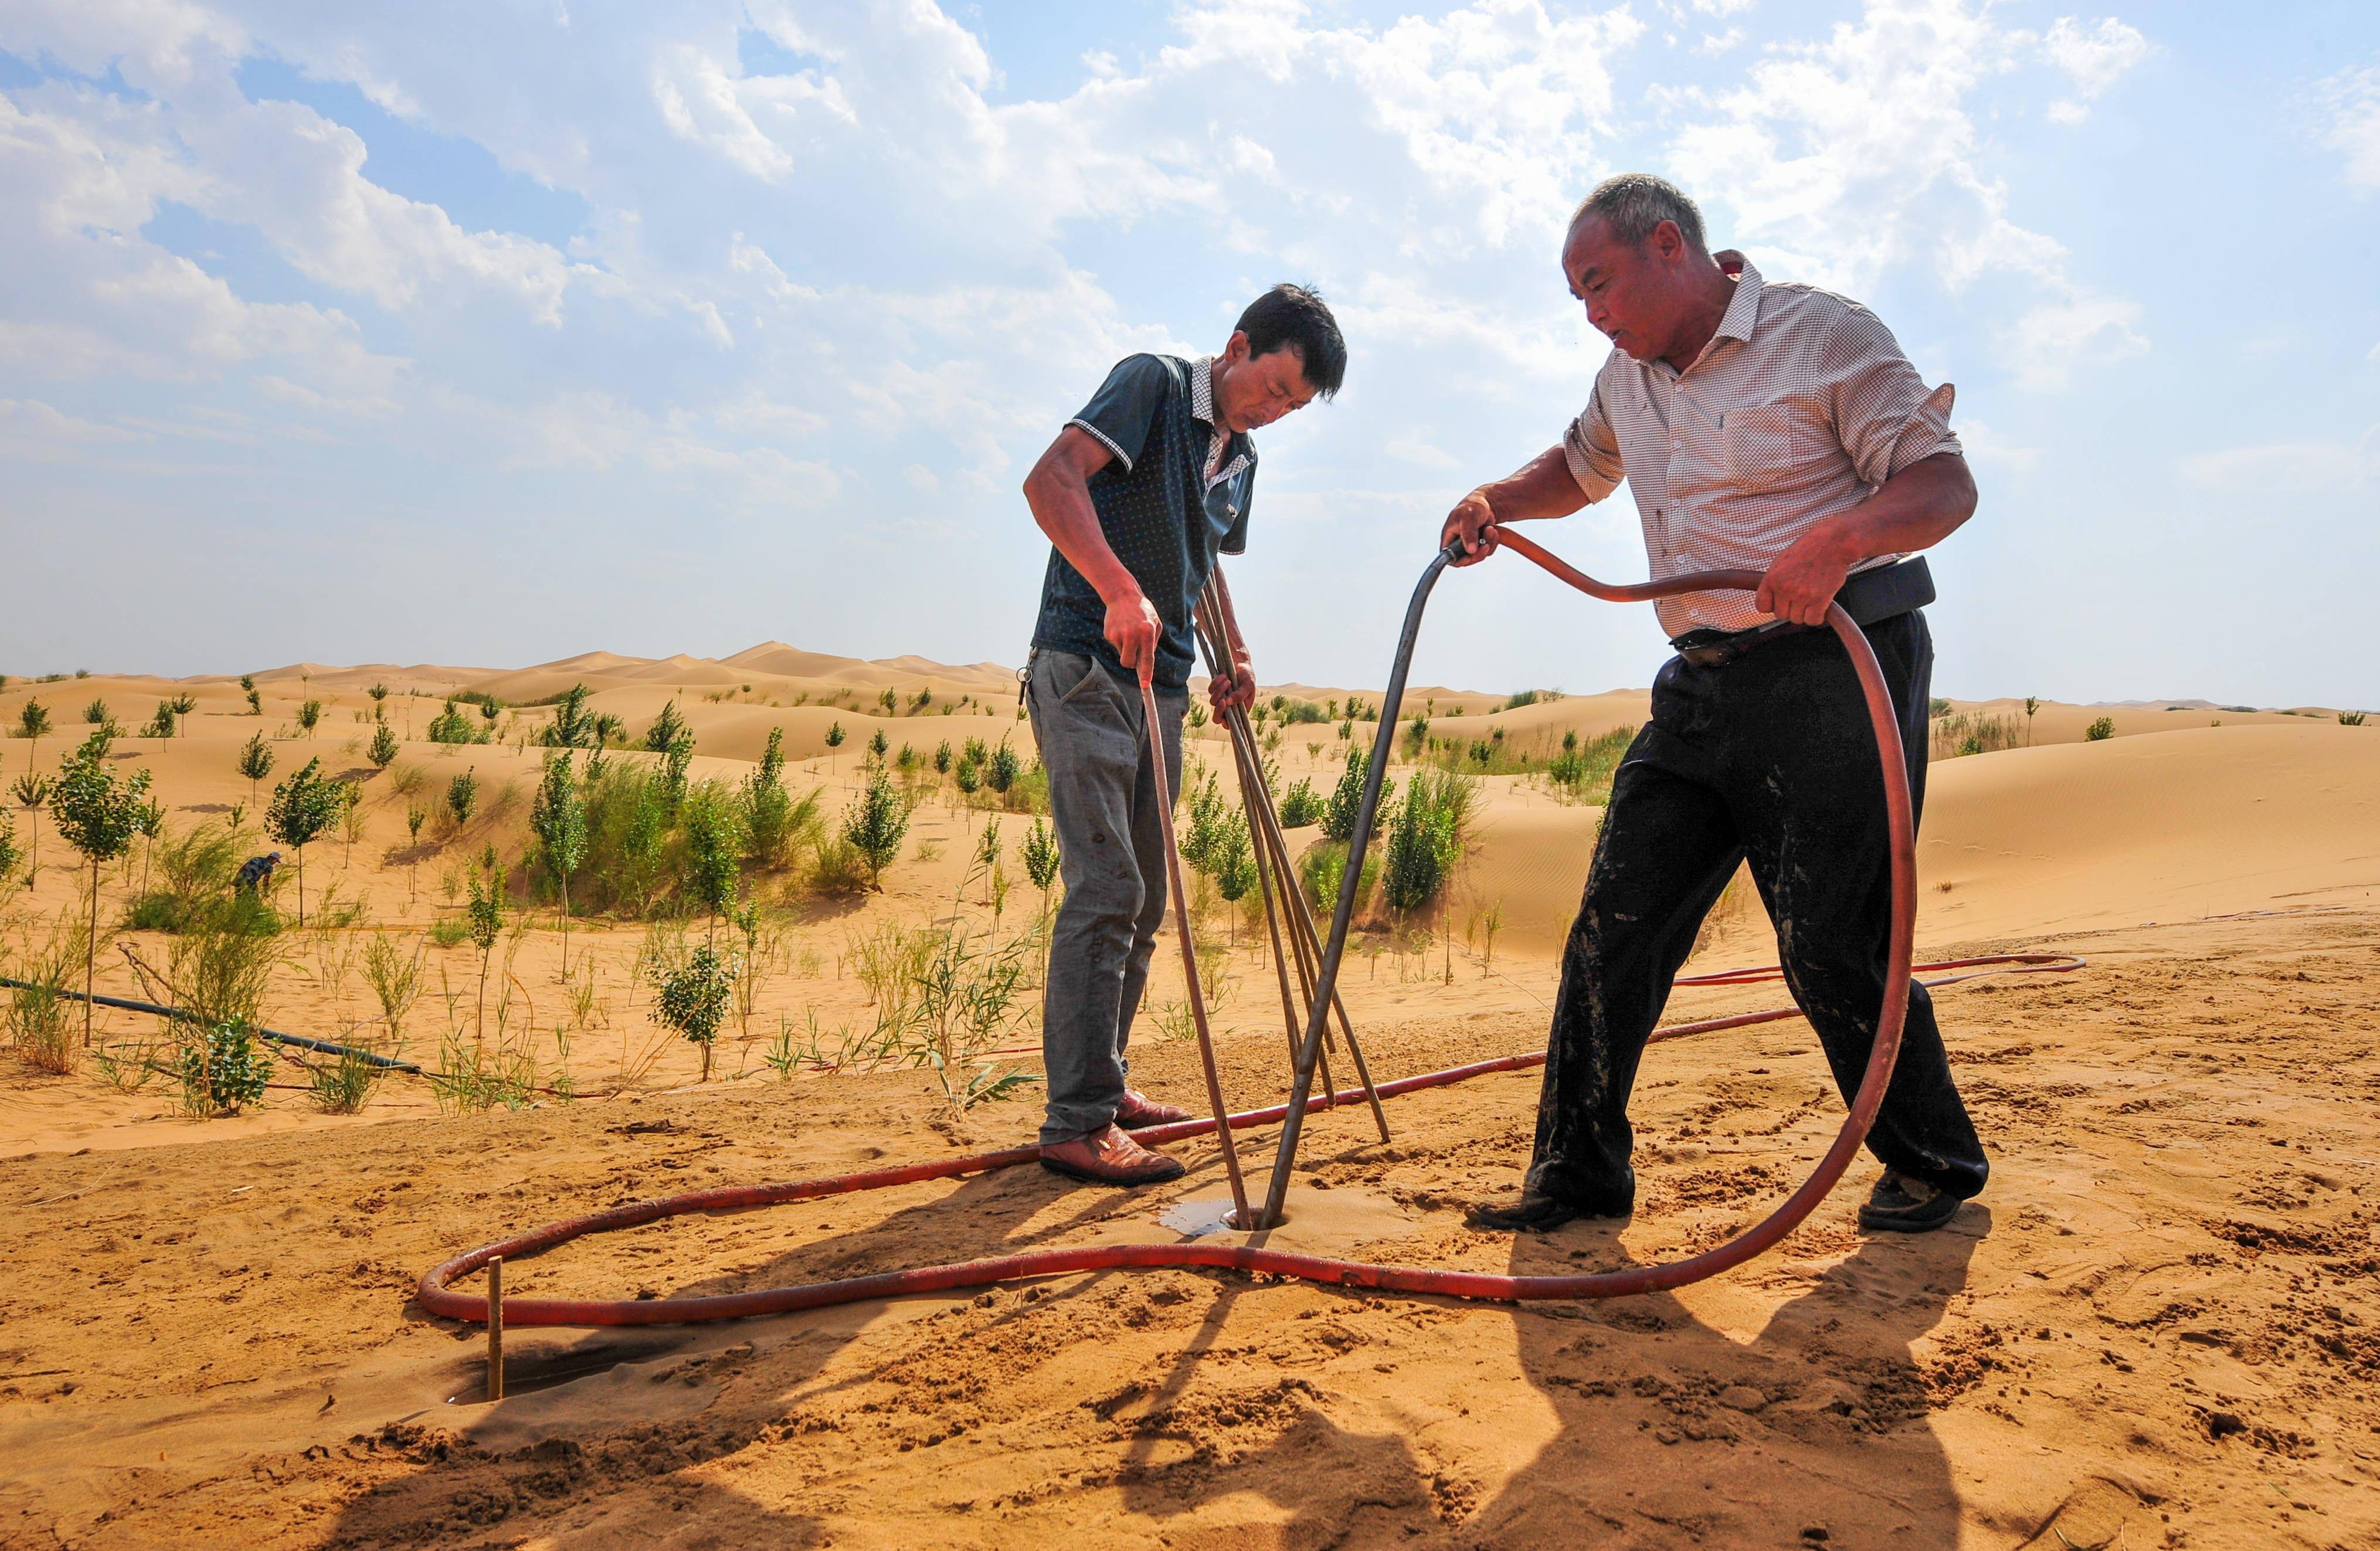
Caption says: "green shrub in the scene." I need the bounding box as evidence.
[52,729,152,1043]
[647,939,736,1082]
[1176,761,1231,874]
[807,837,874,896]
[264,757,343,925]
[643,700,688,752]
[1020,816,1060,895]
[367,722,399,768]
[445,767,478,829]
[2085,717,2115,742]
[1323,745,1393,844]
[120,820,242,933]
[235,733,276,813]
[1384,769,1478,917]
[176,1020,269,1117]
[1543,725,1634,804]
[305,1043,385,1114]
[541,683,598,748]
[531,751,588,942]
[5,912,86,1074]
[1299,838,1380,918]
[680,780,745,930]
[841,769,909,889]
[426,700,485,744]
[1279,776,1323,829]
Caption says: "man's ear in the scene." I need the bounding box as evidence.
[1220,329,1251,367]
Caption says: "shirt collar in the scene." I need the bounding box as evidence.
[1713,260,1764,345]
[1189,354,1218,426]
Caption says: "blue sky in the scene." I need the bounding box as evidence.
[2,1,2374,706]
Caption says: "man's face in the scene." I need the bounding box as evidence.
[1563,215,1693,362]
[1213,334,1317,435]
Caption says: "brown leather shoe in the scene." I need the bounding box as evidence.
[1113,1089,1193,1129]
[1040,1124,1187,1186]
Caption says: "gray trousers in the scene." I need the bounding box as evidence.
[1026,650,1186,1145]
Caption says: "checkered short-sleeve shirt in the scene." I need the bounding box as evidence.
[1030,354,1255,689]
[1561,263,1960,639]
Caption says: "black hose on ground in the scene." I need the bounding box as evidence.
[0,977,422,1072]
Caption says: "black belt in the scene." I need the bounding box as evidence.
[1670,555,1935,670]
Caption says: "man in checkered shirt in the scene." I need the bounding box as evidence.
[1021,286,1348,1188]
[1445,173,1986,1236]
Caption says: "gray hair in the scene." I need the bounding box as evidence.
[1570,172,1707,254]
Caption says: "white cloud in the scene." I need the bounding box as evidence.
[2314,60,2380,192]
[2041,16,2149,124]
[2181,432,2376,495]
[0,0,2191,685]
[1384,432,1460,469]
[0,396,144,460]
[2000,293,2147,392]
[1954,419,2042,473]
[1664,0,2146,392]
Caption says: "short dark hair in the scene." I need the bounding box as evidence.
[1570,172,1707,256]
[1234,284,1346,399]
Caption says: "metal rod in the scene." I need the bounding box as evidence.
[1139,680,1252,1228]
[1197,657,1390,1145]
[1241,754,1391,1144]
[1193,581,1388,1134]
[1207,684,1337,1104]
[1256,545,1458,1228]
[1190,589,1345,1106]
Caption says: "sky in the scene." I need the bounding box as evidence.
[1,0,2375,707]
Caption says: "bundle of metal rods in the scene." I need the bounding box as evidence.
[1190,570,1391,1149]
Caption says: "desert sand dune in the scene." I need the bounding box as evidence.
[2,648,2376,1550]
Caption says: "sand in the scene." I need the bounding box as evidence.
[1,647,2376,1549]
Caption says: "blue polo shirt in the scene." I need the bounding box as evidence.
[1030,353,1256,691]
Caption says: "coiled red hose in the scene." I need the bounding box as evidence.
[419,534,2084,1327]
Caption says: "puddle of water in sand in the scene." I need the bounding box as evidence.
[1158,1198,1266,1237]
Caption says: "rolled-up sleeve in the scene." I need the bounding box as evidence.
[1065,354,1169,474]
[1823,305,1961,487]
[1560,372,1625,501]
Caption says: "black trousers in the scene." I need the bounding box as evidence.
[1525,610,1988,1213]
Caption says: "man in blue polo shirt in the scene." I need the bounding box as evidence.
[1021,284,1347,1186]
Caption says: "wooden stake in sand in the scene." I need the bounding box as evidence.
[485,1257,504,1402]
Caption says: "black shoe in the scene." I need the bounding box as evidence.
[1466,1193,1606,1233]
[1857,1170,1965,1233]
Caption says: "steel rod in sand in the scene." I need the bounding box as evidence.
[1194,583,1388,1142]
[1192,610,1336,1101]
[1138,678,1252,1227]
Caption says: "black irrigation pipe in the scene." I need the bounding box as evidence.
[0,978,423,1073]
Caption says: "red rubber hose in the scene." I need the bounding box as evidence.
[419,534,2075,1326]
[417,953,2080,1326]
